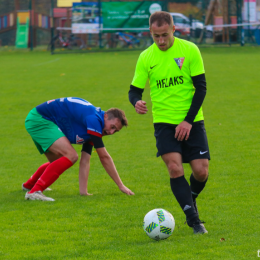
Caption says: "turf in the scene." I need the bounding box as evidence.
[0,46,260,259]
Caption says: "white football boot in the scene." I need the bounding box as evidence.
[25,191,55,201]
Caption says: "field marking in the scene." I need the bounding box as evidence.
[34,58,60,66]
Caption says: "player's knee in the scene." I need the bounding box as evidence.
[67,152,78,164]
[167,162,183,178]
[194,167,208,181]
[192,159,209,181]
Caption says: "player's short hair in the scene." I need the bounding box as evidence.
[106,108,128,127]
[149,11,174,27]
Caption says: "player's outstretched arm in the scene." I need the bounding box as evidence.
[79,151,93,196]
[96,147,135,195]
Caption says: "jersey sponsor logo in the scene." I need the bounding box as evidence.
[174,57,185,70]
[76,135,84,144]
[150,64,158,69]
[47,99,55,104]
[156,76,184,88]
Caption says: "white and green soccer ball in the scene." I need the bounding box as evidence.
[143,208,175,240]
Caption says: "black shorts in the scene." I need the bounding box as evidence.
[154,121,210,163]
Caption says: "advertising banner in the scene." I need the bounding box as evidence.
[16,12,30,48]
[72,2,100,33]
[58,0,81,7]
[243,0,257,22]
[102,2,163,29]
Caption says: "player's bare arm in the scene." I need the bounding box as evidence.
[96,147,135,195]
[79,151,93,196]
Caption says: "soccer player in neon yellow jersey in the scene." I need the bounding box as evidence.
[129,11,210,234]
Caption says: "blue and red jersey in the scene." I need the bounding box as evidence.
[36,97,105,145]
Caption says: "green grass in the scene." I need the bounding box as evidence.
[0,46,260,259]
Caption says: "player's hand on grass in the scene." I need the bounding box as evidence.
[119,185,135,195]
[175,121,192,141]
[80,192,93,196]
[135,100,148,114]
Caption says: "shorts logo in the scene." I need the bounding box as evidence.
[200,151,208,155]
[76,135,84,144]
[47,99,55,104]
[174,57,185,70]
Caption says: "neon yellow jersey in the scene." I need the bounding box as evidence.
[131,37,205,124]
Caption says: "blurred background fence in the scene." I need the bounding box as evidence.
[0,0,260,52]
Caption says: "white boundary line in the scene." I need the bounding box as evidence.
[209,22,260,28]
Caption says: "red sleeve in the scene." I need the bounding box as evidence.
[87,129,102,138]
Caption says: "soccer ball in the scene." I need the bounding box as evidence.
[143,208,175,240]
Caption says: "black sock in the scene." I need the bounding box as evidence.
[190,174,208,200]
[170,176,199,222]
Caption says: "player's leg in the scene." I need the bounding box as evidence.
[180,121,209,233]
[186,159,209,234]
[29,136,77,194]
[161,152,200,225]
[189,158,209,203]
[24,109,76,200]
[154,123,201,232]
[185,121,210,209]
[22,162,50,190]
[22,144,69,191]
[23,109,52,190]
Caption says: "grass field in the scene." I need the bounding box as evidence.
[0,46,260,260]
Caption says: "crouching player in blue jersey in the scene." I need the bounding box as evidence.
[22,97,134,201]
